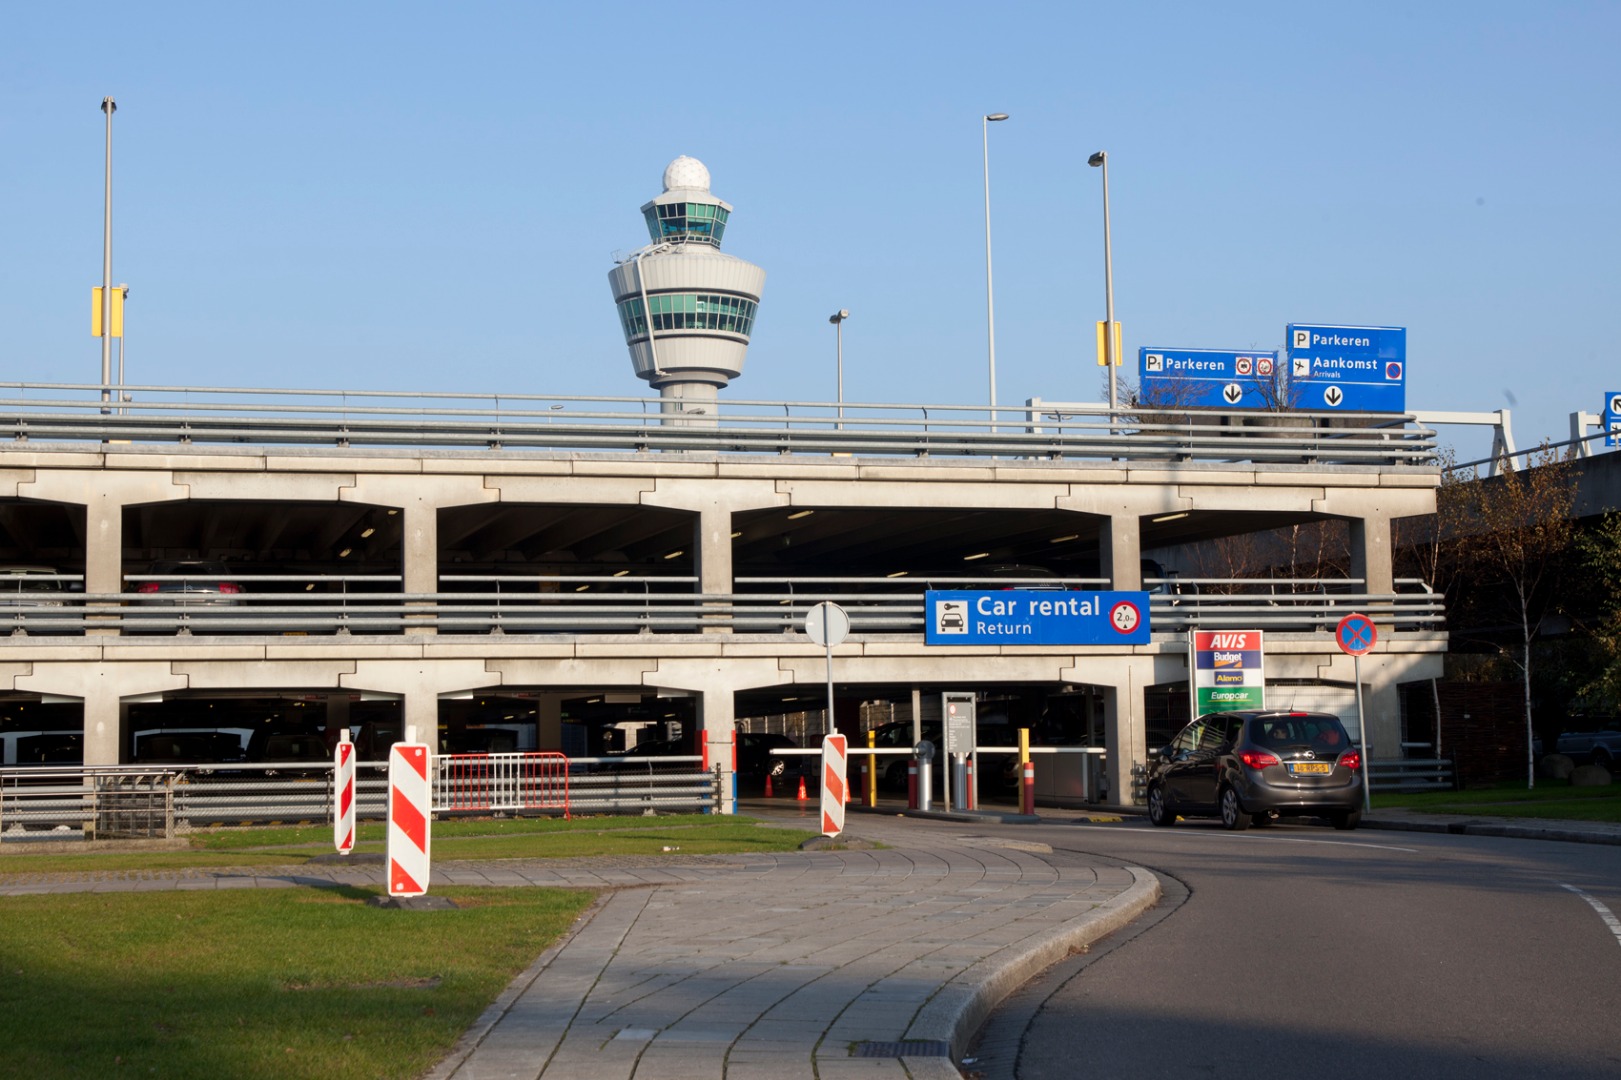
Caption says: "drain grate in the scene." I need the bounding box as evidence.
[852,1040,951,1058]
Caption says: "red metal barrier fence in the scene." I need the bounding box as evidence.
[436,752,570,818]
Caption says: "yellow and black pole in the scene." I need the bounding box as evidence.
[866,728,877,807]
[1018,727,1035,815]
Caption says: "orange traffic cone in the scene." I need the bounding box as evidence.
[796,777,808,801]
[764,772,774,798]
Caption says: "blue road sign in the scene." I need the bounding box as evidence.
[1138,348,1282,410]
[1286,324,1406,412]
[1605,391,1621,449]
[926,590,1150,646]
[1336,613,1378,656]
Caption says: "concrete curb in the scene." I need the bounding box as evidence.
[904,865,1163,1067]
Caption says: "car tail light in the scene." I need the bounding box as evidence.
[218,582,242,594]
[137,583,160,594]
[1239,749,1280,770]
[1339,749,1361,771]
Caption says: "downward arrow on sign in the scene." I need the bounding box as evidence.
[1224,384,1242,404]
[1325,386,1343,406]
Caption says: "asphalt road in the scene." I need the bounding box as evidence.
[970,818,1621,1080]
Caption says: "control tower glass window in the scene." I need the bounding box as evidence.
[642,203,730,246]
[617,294,757,340]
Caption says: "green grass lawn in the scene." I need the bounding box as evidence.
[0,885,594,1080]
[0,814,817,876]
[1375,782,1621,823]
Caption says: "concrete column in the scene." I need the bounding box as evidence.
[16,664,188,766]
[1362,668,1402,761]
[324,694,352,748]
[1102,513,1143,591]
[83,682,121,765]
[402,503,438,636]
[695,506,734,633]
[85,490,124,636]
[537,694,563,751]
[700,688,736,814]
[402,690,439,753]
[1350,514,1394,596]
[1102,675,1148,809]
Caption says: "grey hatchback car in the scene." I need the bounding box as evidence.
[1146,710,1364,830]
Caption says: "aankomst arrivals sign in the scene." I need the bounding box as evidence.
[1191,629,1265,713]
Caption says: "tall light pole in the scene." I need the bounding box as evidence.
[829,309,850,426]
[1088,150,1117,412]
[100,96,116,411]
[982,112,1009,427]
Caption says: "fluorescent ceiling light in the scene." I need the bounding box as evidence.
[1152,512,1189,523]
[963,552,990,561]
[887,571,909,578]
[787,510,815,520]
[664,550,684,559]
[337,548,351,558]
[1050,534,1080,543]
[731,530,743,538]
[359,527,376,538]
[613,569,631,577]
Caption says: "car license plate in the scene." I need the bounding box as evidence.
[1289,762,1332,775]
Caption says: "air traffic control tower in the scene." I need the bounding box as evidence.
[608,157,766,415]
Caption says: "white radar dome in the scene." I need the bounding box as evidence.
[662,156,712,192]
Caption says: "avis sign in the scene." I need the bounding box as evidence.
[1191,629,1265,713]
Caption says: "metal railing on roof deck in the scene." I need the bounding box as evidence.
[0,574,1445,636]
[0,382,1439,465]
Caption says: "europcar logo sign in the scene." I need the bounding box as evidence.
[1191,630,1264,713]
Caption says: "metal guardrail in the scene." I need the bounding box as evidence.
[0,757,720,839]
[1369,758,1455,792]
[0,767,177,839]
[0,576,1446,636]
[0,382,1438,465]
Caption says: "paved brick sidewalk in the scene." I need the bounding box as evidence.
[428,820,1156,1080]
[0,818,1160,1079]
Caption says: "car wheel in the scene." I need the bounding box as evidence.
[1330,809,1362,831]
[1219,787,1251,831]
[1147,785,1176,827]
[1593,749,1614,770]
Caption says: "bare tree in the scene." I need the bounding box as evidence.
[1449,443,1576,788]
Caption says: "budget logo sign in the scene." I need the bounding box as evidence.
[1191,630,1264,713]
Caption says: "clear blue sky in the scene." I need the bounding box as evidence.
[3,2,1616,463]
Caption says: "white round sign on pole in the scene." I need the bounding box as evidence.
[804,602,850,647]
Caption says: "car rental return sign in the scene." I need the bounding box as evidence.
[926,590,1150,646]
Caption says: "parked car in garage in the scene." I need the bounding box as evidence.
[0,565,75,633]
[1146,710,1363,830]
[129,559,244,630]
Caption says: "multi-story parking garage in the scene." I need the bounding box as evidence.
[0,381,1445,814]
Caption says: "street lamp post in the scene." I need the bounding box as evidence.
[1088,150,1117,413]
[100,96,116,411]
[983,112,1009,428]
[829,309,850,427]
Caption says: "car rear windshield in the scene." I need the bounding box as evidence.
[1250,715,1351,754]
